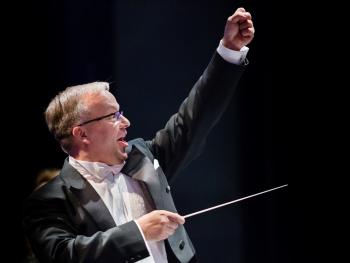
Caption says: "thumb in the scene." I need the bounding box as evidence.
[162,211,185,225]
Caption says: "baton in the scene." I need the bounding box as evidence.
[183,184,288,219]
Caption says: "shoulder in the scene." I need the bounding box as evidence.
[25,175,66,202]
[22,175,67,227]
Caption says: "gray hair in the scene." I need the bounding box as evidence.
[45,81,110,152]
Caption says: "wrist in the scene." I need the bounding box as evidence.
[221,38,241,51]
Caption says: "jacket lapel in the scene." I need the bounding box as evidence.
[60,160,116,231]
[120,145,146,176]
[121,145,164,209]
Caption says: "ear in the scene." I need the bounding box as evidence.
[72,126,88,141]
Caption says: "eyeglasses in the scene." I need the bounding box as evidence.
[77,111,123,126]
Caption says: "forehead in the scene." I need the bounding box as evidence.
[83,91,119,110]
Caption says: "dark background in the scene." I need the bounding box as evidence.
[7,0,293,262]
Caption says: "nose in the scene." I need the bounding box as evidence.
[120,114,130,128]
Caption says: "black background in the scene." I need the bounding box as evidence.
[5,0,295,262]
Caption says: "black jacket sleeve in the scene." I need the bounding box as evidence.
[149,51,246,181]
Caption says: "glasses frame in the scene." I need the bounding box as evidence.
[77,111,123,126]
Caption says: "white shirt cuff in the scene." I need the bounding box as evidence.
[216,40,249,65]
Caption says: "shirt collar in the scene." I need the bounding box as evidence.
[69,156,125,182]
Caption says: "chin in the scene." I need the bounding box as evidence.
[118,152,128,161]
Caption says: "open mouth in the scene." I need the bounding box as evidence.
[117,137,126,142]
[117,136,128,149]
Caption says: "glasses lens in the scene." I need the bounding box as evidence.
[116,111,123,121]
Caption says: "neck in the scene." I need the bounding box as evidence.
[70,151,123,166]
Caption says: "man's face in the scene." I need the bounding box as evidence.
[78,91,130,165]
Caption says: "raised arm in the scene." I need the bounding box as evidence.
[149,8,255,180]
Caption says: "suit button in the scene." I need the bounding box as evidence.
[179,240,185,250]
[166,185,171,193]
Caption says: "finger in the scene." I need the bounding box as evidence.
[239,20,253,30]
[242,11,252,20]
[241,27,255,37]
[161,211,185,224]
[236,7,246,13]
[230,13,249,24]
[165,228,175,237]
[230,10,252,24]
[168,214,185,225]
[158,214,170,225]
[166,221,179,231]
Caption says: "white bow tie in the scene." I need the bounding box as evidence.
[91,163,125,182]
[71,157,125,183]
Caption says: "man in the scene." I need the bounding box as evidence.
[23,7,254,263]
